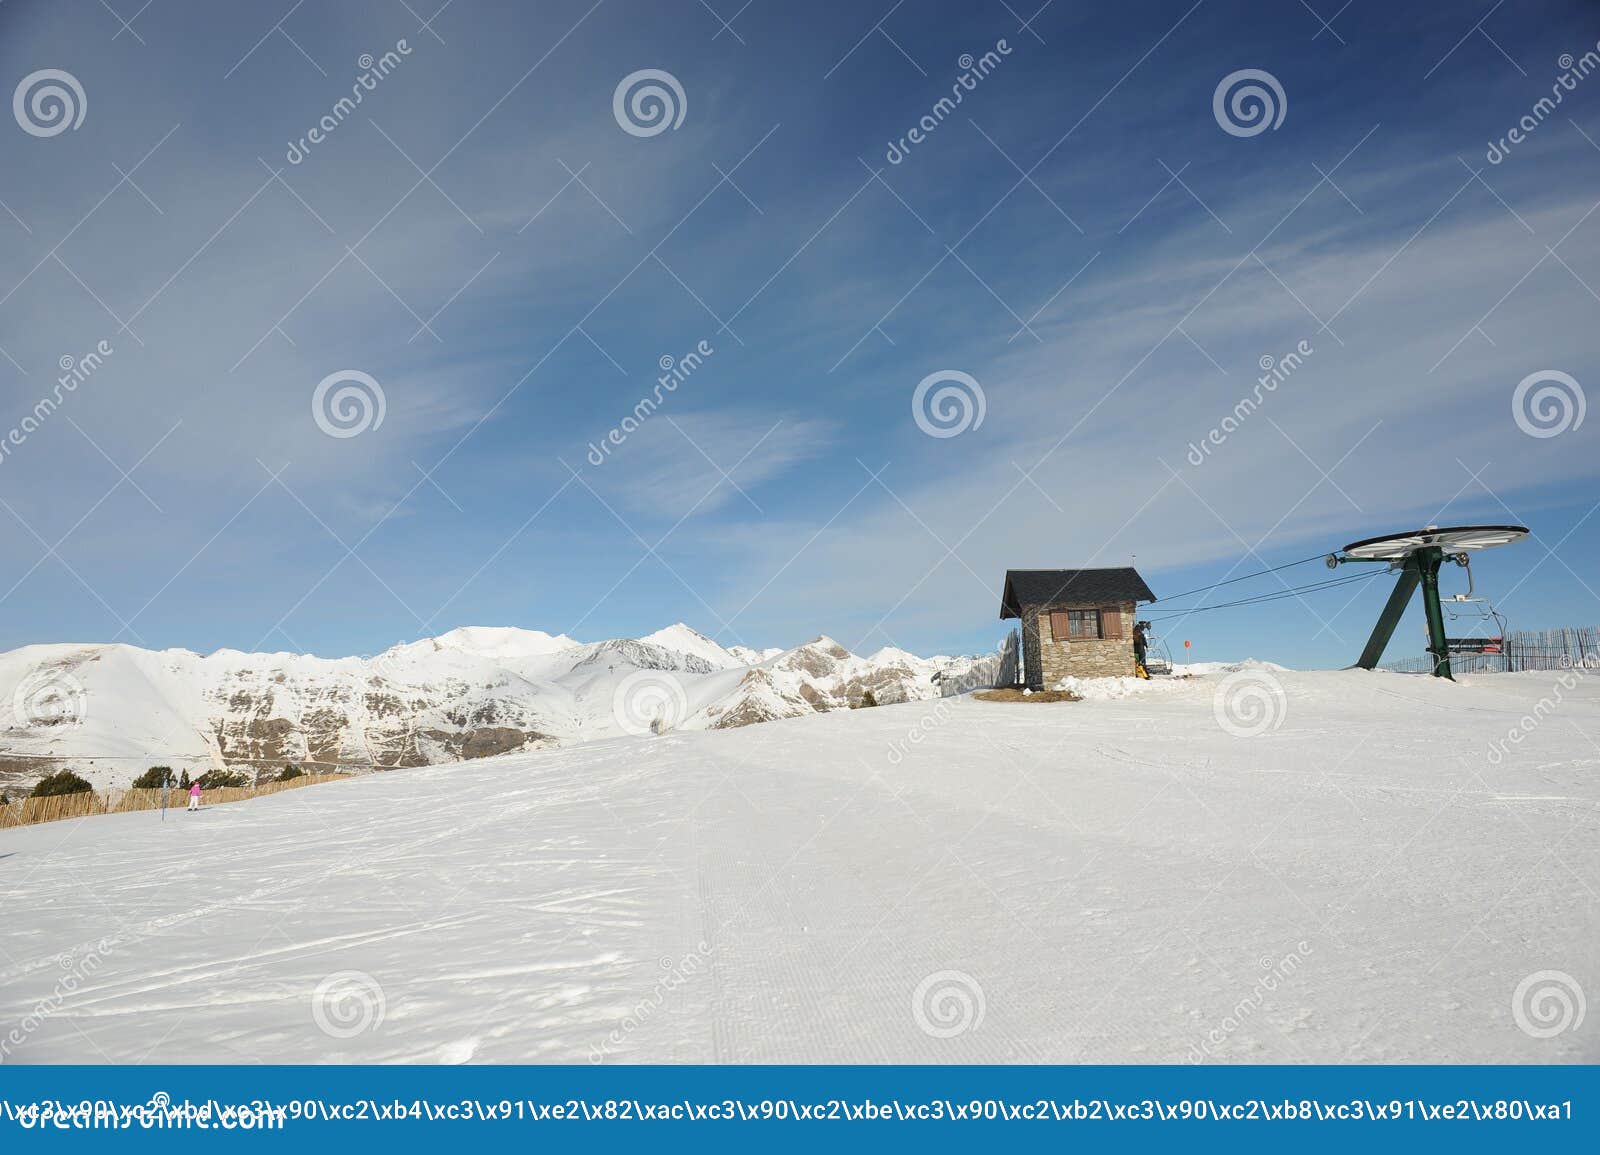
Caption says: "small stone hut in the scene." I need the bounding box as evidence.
[998,567,1158,690]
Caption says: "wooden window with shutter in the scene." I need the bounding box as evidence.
[1065,609,1101,639]
[1099,607,1123,639]
[1047,609,1132,641]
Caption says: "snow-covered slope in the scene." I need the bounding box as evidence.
[727,644,784,665]
[3,667,1595,1063]
[428,625,581,659]
[689,636,985,729]
[638,623,743,670]
[0,627,986,788]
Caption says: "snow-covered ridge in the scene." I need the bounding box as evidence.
[0,623,988,788]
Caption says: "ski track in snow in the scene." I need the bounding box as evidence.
[2,669,1597,1064]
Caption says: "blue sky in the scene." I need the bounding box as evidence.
[0,0,1597,667]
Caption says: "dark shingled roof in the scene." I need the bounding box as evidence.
[999,567,1157,619]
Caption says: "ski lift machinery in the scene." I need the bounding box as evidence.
[1325,524,1528,678]
[1139,624,1175,675]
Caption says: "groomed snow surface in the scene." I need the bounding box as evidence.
[2,667,1596,1064]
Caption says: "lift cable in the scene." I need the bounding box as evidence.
[1144,568,1385,621]
[1149,553,1336,604]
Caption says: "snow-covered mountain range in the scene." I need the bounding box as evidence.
[0,625,989,789]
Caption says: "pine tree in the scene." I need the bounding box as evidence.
[132,766,174,790]
[31,770,93,797]
[197,768,250,789]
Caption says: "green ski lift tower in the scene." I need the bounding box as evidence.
[1325,525,1528,679]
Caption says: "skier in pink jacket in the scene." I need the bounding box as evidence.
[187,781,202,811]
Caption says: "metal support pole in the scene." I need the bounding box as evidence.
[1417,546,1453,680]
[1354,559,1420,669]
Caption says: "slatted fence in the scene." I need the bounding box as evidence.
[1381,625,1600,674]
[0,772,345,830]
[938,630,1021,696]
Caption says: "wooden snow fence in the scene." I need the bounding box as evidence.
[0,772,345,830]
[938,629,1021,697]
[1382,624,1600,674]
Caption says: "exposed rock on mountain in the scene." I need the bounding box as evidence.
[0,624,987,789]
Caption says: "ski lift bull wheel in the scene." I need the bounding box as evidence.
[1326,525,1528,679]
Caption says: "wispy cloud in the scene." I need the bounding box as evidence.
[0,0,1596,663]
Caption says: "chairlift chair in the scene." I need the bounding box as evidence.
[1436,554,1510,667]
[1136,621,1175,676]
